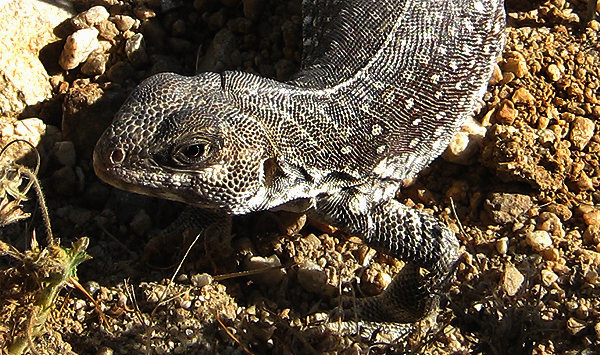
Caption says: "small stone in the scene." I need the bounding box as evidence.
[297,261,328,294]
[244,255,285,285]
[571,172,594,192]
[443,117,487,164]
[276,211,306,236]
[595,322,600,340]
[125,33,149,67]
[543,204,572,221]
[112,15,136,32]
[71,5,109,29]
[489,63,503,85]
[496,237,508,255]
[546,64,562,82]
[583,209,600,227]
[526,230,553,252]
[129,209,152,236]
[360,266,392,296]
[503,57,528,78]
[503,263,524,296]
[97,20,119,41]
[97,346,114,355]
[512,87,535,105]
[51,166,77,196]
[52,141,76,166]
[484,192,532,225]
[537,212,565,238]
[569,116,595,150]
[496,100,518,125]
[59,28,100,70]
[68,207,93,225]
[541,269,558,286]
[106,61,135,83]
[190,273,213,288]
[133,6,156,20]
[566,317,586,335]
[81,53,109,76]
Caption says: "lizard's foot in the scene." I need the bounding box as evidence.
[142,207,232,269]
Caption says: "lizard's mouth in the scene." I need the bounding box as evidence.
[93,145,225,208]
[93,145,181,201]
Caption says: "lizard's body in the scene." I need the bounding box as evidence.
[94,0,505,332]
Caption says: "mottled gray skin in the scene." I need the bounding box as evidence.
[94,0,505,329]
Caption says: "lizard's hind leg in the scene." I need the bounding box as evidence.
[315,190,461,324]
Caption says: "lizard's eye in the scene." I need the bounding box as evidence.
[172,141,212,165]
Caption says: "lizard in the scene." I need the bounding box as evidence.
[93,0,506,337]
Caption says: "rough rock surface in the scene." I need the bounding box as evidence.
[0,0,74,116]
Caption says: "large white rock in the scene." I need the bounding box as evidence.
[0,0,74,116]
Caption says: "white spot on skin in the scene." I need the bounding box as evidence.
[474,0,485,12]
[430,74,440,84]
[372,124,383,136]
[405,98,414,109]
[376,145,386,154]
[349,194,369,215]
[412,118,422,125]
[340,146,351,154]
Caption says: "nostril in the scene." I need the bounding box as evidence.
[109,148,126,165]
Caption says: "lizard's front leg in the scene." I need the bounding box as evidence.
[314,187,461,323]
[143,207,232,267]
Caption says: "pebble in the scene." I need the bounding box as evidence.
[525,230,553,252]
[541,269,558,286]
[51,166,77,196]
[496,237,508,255]
[484,192,532,225]
[133,6,156,20]
[52,141,76,167]
[537,212,565,238]
[81,53,109,76]
[566,317,586,335]
[59,28,100,70]
[503,57,528,78]
[125,33,149,67]
[503,263,524,296]
[489,63,503,85]
[582,209,600,227]
[190,273,213,288]
[543,203,572,221]
[245,255,285,285]
[71,5,110,29]
[106,61,135,83]
[112,15,136,32]
[129,209,152,236]
[512,87,535,105]
[496,100,518,125]
[297,260,328,294]
[569,116,595,150]
[98,20,119,41]
[546,64,562,81]
[443,117,487,165]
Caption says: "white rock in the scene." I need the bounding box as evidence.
[0,0,74,115]
[526,230,553,252]
[443,117,488,165]
[71,5,109,29]
[59,28,100,70]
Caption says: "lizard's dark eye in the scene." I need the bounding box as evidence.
[172,141,212,165]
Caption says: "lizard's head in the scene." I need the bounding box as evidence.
[93,72,274,213]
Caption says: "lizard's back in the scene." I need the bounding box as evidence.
[223,0,506,184]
